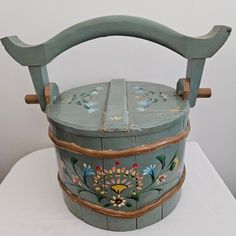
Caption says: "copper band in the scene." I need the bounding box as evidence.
[58,166,185,219]
[49,122,190,159]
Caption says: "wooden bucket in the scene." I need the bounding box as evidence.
[1,15,231,231]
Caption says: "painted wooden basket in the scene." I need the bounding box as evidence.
[1,16,231,231]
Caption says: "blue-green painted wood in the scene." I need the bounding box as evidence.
[55,136,108,228]
[107,217,136,231]
[1,16,231,66]
[47,80,189,137]
[46,82,59,104]
[186,58,206,107]
[63,192,83,220]
[47,82,110,133]
[64,189,108,230]
[45,78,190,230]
[52,113,188,230]
[1,16,231,110]
[135,149,164,208]
[162,190,181,218]
[28,66,49,111]
[1,16,231,231]
[81,206,108,230]
[101,136,137,229]
[136,205,162,229]
[103,79,129,131]
[135,121,184,208]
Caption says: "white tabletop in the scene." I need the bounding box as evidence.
[0,142,235,236]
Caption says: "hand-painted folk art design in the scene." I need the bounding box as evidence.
[1,15,231,231]
[133,86,168,112]
[56,85,103,113]
[60,153,179,208]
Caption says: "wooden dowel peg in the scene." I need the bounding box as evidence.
[25,94,39,104]
[197,88,212,98]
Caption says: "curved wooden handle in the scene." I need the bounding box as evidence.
[1,16,231,110]
[1,15,231,66]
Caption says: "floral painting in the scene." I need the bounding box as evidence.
[56,86,103,113]
[60,152,179,209]
[132,86,168,112]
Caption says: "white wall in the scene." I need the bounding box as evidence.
[0,0,235,196]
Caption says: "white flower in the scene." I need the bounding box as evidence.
[110,195,126,208]
[156,173,167,184]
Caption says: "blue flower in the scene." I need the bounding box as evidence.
[143,164,156,180]
[83,163,95,178]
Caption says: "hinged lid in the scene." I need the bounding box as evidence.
[46,79,189,137]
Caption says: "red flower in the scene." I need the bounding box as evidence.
[96,166,102,171]
[133,163,139,168]
[115,161,120,166]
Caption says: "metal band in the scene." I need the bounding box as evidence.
[58,166,185,219]
[49,122,190,159]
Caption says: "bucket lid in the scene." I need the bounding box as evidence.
[46,79,189,137]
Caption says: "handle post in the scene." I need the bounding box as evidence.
[1,15,231,110]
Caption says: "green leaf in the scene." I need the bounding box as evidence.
[70,158,78,174]
[129,192,140,201]
[126,202,132,207]
[83,176,87,186]
[70,158,77,166]
[77,189,84,195]
[171,151,177,163]
[97,195,105,203]
[156,155,166,169]
[170,161,176,171]
[153,188,162,192]
[104,203,111,208]
[168,151,178,171]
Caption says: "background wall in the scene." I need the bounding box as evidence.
[0,0,235,196]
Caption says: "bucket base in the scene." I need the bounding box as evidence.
[62,189,181,231]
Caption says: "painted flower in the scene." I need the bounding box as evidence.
[87,107,98,113]
[83,163,95,178]
[143,164,156,179]
[96,166,102,171]
[160,92,168,101]
[72,175,81,185]
[133,163,139,169]
[83,101,97,107]
[137,100,150,107]
[133,86,146,94]
[93,165,143,195]
[110,195,126,208]
[156,173,167,184]
[90,90,99,95]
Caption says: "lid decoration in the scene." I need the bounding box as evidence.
[56,85,104,113]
